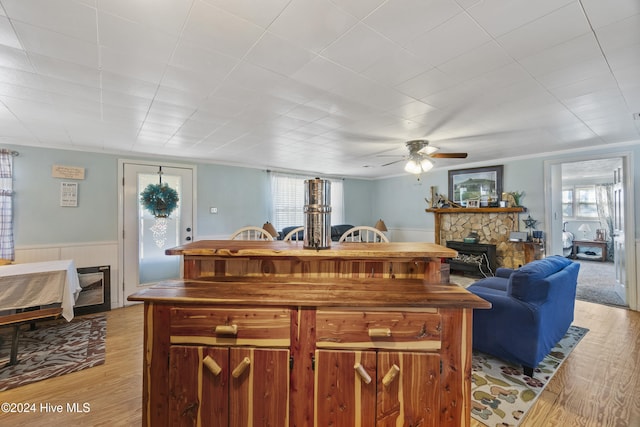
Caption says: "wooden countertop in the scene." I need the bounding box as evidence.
[127,278,491,309]
[165,240,457,259]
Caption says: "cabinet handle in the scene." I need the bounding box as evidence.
[368,328,391,337]
[382,364,400,387]
[353,363,372,384]
[215,324,238,335]
[203,355,222,376]
[232,357,251,378]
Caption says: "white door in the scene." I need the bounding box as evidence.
[123,163,194,303]
[612,166,626,303]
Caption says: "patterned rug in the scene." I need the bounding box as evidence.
[471,325,588,426]
[0,314,106,391]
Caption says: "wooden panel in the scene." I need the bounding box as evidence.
[145,303,172,427]
[314,350,377,426]
[168,346,229,426]
[170,307,291,347]
[438,308,472,427]
[229,348,290,427]
[376,352,440,427]
[316,310,441,350]
[290,308,316,427]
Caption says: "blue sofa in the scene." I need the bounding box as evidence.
[467,255,580,377]
[278,224,354,241]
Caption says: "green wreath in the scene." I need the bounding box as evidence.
[140,183,179,218]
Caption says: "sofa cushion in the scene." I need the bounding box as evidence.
[508,255,573,302]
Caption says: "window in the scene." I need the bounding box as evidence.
[563,185,598,219]
[0,149,15,260]
[270,173,344,231]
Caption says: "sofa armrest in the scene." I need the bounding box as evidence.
[495,267,514,278]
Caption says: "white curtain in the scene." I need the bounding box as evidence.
[595,184,613,261]
[0,149,14,260]
[270,172,344,231]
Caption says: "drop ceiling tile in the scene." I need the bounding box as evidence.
[596,14,640,52]
[268,0,357,53]
[550,74,620,101]
[0,66,44,90]
[13,21,98,68]
[201,0,291,28]
[146,98,197,121]
[245,31,316,76]
[536,58,612,90]
[467,0,574,37]
[320,23,400,73]
[2,0,97,42]
[170,39,239,78]
[182,0,264,59]
[395,67,459,100]
[361,47,433,87]
[497,3,591,60]
[100,47,165,84]
[0,16,21,49]
[291,56,355,92]
[330,74,414,111]
[518,33,602,77]
[580,0,640,29]
[29,53,101,87]
[100,71,158,99]
[330,0,386,19]
[96,0,192,36]
[160,66,221,97]
[605,43,640,72]
[0,82,52,104]
[0,45,35,72]
[405,13,491,67]
[364,0,461,46]
[437,41,514,82]
[97,12,178,64]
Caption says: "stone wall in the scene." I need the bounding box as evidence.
[438,211,529,269]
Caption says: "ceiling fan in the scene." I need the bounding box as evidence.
[380,139,468,174]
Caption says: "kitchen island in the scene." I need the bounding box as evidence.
[128,240,490,427]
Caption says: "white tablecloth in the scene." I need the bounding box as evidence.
[0,260,82,321]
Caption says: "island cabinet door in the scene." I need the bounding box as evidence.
[314,350,441,427]
[376,351,440,427]
[314,349,378,426]
[169,346,230,426]
[168,346,290,427]
[229,347,290,427]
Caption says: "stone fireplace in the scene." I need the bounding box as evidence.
[427,207,542,269]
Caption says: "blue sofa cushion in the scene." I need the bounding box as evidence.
[508,255,572,302]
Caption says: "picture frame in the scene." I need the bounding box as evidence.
[466,199,480,208]
[74,265,111,316]
[448,165,503,206]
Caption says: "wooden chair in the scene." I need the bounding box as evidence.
[229,226,275,240]
[338,226,389,243]
[282,226,304,241]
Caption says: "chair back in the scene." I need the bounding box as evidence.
[229,226,275,240]
[338,226,389,243]
[282,226,304,241]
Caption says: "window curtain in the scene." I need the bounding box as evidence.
[595,184,613,261]
[270,172,344,231]
[0,149,14,260]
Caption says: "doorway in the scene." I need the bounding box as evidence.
[118,161,195,306]
[545,153,635,309]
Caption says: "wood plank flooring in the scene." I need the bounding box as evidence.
[0,300,638,427]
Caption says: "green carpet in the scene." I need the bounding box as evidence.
[471,325,588,426]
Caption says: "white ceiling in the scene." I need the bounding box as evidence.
[0,0,639,179]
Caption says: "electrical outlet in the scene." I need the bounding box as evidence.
[210,207,218,214]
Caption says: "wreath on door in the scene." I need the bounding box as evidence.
[140,183,179,218]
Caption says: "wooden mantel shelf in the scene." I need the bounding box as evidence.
[426,207,525,214]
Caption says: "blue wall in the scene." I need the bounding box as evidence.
[7,145,375,246]
[6,142,640,247]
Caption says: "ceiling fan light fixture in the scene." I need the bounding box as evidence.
[420,157,434,172]
[404,158,422,174]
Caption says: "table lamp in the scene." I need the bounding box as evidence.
[578,223,591,239]
[262,221,278,238]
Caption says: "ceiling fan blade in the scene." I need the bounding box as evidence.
[380,158,405,167]
[430,152,468,159]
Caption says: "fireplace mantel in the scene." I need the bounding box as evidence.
[426,207,525,214]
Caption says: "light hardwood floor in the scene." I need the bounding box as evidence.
[0,300,638,427]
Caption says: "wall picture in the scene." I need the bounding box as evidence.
[448,165,503,206]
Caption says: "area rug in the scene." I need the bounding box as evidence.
[471,325,588,426]
[0,314,106,391]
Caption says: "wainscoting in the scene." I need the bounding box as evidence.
[14,242,119,307]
